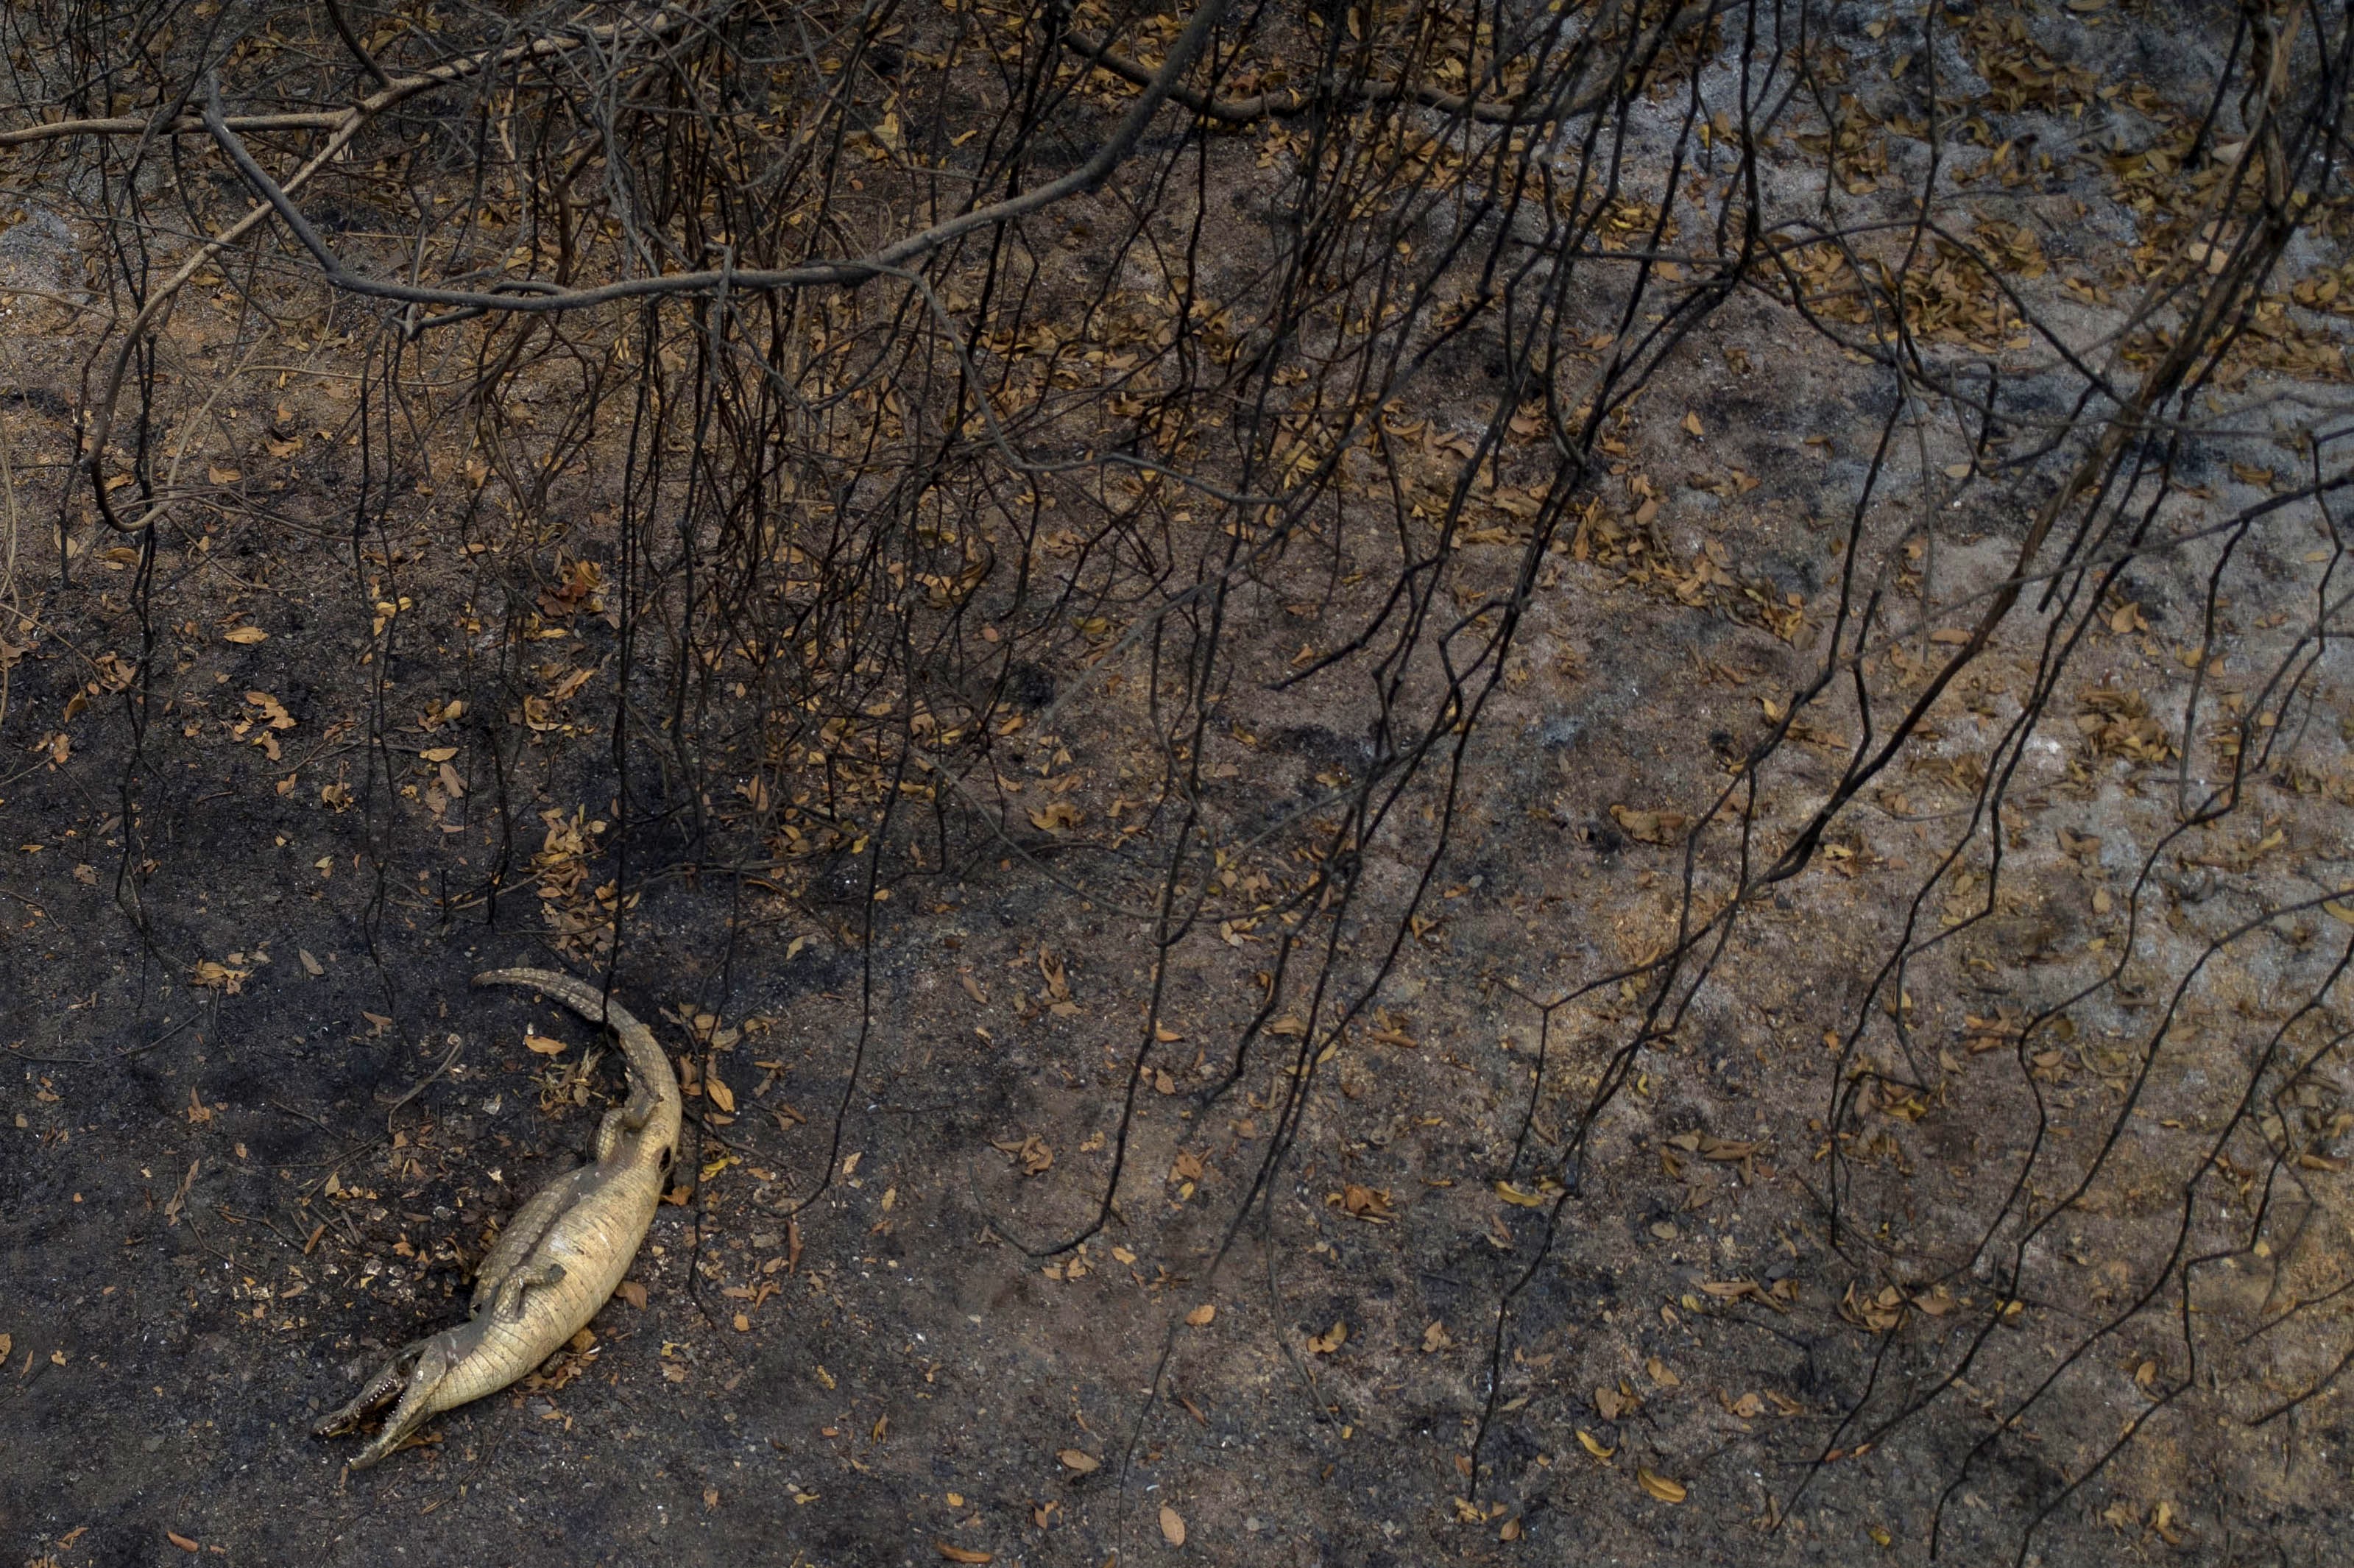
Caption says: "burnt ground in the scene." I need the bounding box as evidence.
[7,2,2354,1567]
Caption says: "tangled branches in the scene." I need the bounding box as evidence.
[4,0,2353,1558]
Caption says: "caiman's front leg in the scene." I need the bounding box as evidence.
[468,1165,595,1317]
[487,1259,567,1320]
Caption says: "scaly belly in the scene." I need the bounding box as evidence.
[439,1178,661,1408]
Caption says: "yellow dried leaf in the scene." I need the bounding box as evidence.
[1058,1448,1100,1473]
[523,1032,566,1056]
[706,1074,735,1113]
[1577,1429,1614,1460]
[222,626,268,645]
[1184,1303,1215,1327]
[1028,800,1082,833]
[935,1546,993,1564]
[1637,1468,1687,1503]
[1159,1505,1186,1546]
[1608,805,1688,844]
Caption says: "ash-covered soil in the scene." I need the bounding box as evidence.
[7,2,2354,1567]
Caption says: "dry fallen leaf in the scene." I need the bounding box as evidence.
[1184,1303,1216,1327]
[191,960,250,995]
[935,1546,993,1564]
[1306,1321,1348,1355]
[1058,1448,1100,1473]
[298,949,325,977]
[222,625,268,645]
[1608,805,1689,844]
[706,1073,735,1113]
[1159,1505,1186,1546]
[992,1134,1053,1176]
[1637,1467,1688,1504]
[168,1531,200,1553]
[523,1032,567,1056]
[1028,801,1081,833]
[1577,1428,1615,1460]
[617,1280,648,1309]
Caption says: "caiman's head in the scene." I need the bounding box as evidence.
[313,1323,478,1470]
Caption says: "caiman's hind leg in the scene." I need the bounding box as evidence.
[593,1103,632,1162]
[617,1073,663,1137]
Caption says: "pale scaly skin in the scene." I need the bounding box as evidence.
[313,969,683,1469]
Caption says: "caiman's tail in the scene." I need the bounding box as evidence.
[473,968,677,1115]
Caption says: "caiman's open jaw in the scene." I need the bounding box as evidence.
[314,1330,463,1470]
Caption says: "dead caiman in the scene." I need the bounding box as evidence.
[314,968,682,1469]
